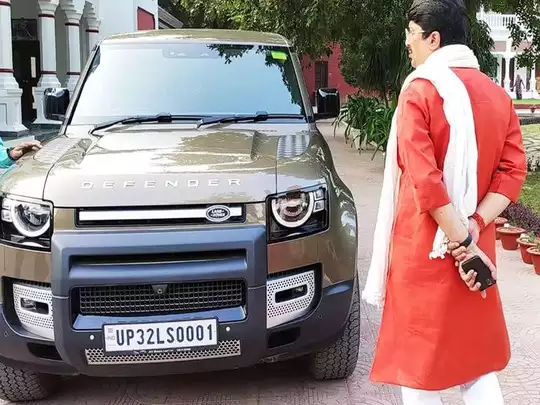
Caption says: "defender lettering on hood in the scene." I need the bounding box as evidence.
[80,179,241,189]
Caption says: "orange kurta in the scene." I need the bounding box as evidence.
[369,67,527,391]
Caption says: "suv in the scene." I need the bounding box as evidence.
[0,29,359,402]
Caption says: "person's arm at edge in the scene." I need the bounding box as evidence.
[0,138,16,169]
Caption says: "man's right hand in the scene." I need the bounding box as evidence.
[447,240,497,299]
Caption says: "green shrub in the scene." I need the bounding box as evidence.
[332,93,396,159]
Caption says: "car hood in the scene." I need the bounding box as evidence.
[2,125,321,208]
[40,127,283,207]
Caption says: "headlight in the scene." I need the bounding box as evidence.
[1,196,52,249]
[268,186,328,242]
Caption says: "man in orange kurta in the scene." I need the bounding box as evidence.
[368,0,527,404]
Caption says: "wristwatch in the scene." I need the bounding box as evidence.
[6,147,14,160]
[459,233,473,248]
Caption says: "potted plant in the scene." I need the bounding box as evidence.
[526,242,540,275]
[496,224,527,250]
[494,217,508,240]
[517,231,539,264]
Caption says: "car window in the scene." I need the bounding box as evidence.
[69,41,306,125]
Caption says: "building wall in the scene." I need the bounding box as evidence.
[98,0,157,38]
[301,44,358,104]
[97,1,134,39]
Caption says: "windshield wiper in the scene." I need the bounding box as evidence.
[196,111,305,128]
[89,113,205,136]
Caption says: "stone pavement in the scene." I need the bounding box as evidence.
[2,122,540,404]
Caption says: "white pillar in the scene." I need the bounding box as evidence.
[60,2,83,92]
[0,0,28,136]
[34,0,62,125]
[496,55,502,86]
[85,16,100,56]
[530,66,538,99]
[504,55,511,92]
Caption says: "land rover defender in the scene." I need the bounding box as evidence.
[0,29,359,402]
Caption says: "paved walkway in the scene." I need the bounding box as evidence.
[2,122,540,404]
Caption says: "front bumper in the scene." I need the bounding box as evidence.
[0,226,355,377]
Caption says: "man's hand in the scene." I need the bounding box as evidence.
[8,140,42,160]
[447,240,497,299]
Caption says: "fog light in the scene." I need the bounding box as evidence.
[20,298,49,315]
[21,298,36,310]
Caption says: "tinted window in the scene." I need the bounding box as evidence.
[69,42,306,125]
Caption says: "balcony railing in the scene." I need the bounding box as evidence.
[476,12,518,31]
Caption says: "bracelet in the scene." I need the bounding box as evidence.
[470,212,486,232]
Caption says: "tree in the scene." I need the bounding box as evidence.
[172,0,342,58]
[337,0,411,105]
[338,0,499,103]
[173,0,534,99]
[502,0,540,70]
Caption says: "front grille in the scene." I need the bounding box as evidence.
[73,280,246,316]
[85,340,241,365]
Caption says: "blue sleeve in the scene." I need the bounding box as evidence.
[0,138,15,169]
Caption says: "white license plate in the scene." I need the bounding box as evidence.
[103,318,218,354]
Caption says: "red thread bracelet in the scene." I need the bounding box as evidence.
[470,212,486,232]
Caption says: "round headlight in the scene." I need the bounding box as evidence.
[10,200,51,238]
[271,191,315,228]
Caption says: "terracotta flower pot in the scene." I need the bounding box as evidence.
[517,237,539,264]
[497,227,526,250]
[526,247,540,275]
[494,217,508,240]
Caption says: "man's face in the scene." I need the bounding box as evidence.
[405,21,440,68]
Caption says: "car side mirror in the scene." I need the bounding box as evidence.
[44,87,70,122]
[314,87,340,120]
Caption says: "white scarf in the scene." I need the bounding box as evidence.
[361,44,480,309]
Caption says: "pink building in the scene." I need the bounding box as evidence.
[301,44,358,105]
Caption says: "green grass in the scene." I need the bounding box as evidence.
[520,173,540,215]
[515,125,540,214]
[514,98,540,105]
[521,124,540,138]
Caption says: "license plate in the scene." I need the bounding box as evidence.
[102,318,218,355]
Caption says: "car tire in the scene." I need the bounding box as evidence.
[307,277,361,380]
[0,362,60,402]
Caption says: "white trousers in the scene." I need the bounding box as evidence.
[401,372,504,405]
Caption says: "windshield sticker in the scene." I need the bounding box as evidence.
[271,51,288,61]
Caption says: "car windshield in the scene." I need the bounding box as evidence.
[69,41,307,125]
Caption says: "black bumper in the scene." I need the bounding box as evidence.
[0,227,355,377]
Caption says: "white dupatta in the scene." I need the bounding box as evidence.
[361,44,480,309]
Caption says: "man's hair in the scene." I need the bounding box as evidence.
[407,0,469,47]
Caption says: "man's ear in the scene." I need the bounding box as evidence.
[428,31,441,50]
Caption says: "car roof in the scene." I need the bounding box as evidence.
[102,28,292,47]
